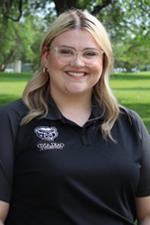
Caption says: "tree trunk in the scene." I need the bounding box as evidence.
[0,64,6,72]
[53,0,79,15]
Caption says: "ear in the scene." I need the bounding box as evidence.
[41,48,49,68]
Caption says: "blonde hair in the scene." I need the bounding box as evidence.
[22,9,120,140]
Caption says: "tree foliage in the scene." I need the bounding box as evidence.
[0,15,44,70]
[0,0,150,71]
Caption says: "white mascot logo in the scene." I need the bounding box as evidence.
[34,126,58,141]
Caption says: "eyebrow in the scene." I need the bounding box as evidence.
[57,45,100,51]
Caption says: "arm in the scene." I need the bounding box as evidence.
[0,200,9,225]
[131,112,150,225]
[0,104,19,224]
[136,196,150,225]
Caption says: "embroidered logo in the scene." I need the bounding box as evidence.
[34,126,65,151]
[34,126,58,141]
[37,142,64,151]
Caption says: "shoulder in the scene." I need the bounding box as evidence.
[119,105,143,125]
[119,105,140,121]
[0,99,28,124]
[0,100,29,139]
[118,105,148,141]
[0,99,28,117]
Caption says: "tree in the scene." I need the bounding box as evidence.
[0,0,113,20]
[0,0,25,22]
[0,0,150,70]
[0,15,44,71]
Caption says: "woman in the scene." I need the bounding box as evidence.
[0,9,150,225]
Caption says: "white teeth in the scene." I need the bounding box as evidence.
[67,72,85,77]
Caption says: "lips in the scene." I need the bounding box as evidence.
[66,71,87,77]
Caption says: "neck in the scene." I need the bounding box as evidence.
[51,91,92,126]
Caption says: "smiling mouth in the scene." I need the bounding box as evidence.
[66,72,87,77]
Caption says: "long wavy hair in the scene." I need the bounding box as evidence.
[21,9,120,140]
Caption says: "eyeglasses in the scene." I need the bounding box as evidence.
[49,45,104,64]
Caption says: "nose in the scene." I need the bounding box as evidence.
[70,53,85,67]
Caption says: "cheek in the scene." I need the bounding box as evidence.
[48,54,66,68]
[48,61,66,76]
[47,57,56,68]
[91,62,103,75]
[92,58,103,70]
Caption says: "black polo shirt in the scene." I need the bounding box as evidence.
[0,97,150,225]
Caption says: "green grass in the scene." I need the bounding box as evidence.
[0,72,31,105]
[111,72,150,132]
[0,71,150,132]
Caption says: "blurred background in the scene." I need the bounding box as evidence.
[0,0,150,73]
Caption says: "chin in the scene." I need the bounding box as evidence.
[65,88,90,95]
[65,84,89,93]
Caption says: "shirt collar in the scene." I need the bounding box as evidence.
[46,96,63,120]
[90,96,105,120]
[46,95,105,121]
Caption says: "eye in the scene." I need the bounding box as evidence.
[58,48,74,57]
[83,50,99,58]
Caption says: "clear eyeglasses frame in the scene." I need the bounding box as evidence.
[49,45,104,64]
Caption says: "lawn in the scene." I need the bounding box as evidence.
[0,71,150,132]
[0,72,31,105]
[111,72,150,132]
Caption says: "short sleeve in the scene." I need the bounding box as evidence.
[0,102,22,202]
[131,111,150,197]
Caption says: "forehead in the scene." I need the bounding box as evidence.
[51,29,99,49]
